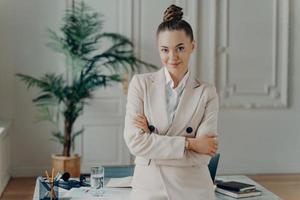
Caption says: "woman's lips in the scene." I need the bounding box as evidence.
[168,62,181,66]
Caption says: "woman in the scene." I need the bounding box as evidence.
[124,4,219,200]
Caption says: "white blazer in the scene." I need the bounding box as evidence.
[124,68,219,200]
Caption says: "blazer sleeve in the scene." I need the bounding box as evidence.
[123,75,186,159]
[153,84,219,166]
[187,84,219,164]
[196,85,219,136]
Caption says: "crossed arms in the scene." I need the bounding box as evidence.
[124,75,219,161]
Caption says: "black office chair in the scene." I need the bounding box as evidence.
[208,153,220,182]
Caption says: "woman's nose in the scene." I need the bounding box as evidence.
[169,50,178,60]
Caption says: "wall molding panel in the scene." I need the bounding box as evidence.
[214,0,289,109]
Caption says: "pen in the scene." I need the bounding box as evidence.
[51,168,54,182]
[45,170,50,182]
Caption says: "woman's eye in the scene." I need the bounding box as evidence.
[161,48,168,53]
[177,46,185,52]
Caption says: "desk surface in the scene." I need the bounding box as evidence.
[33,175,281,200]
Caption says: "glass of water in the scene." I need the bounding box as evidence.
[90,166,104,196]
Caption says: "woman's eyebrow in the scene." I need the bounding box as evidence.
[160,43,184,48]
[175,43,184,47]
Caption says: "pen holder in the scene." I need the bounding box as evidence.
[38,176,59,200]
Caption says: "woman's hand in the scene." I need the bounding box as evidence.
[133,114,150,133]
[186,133,218,156]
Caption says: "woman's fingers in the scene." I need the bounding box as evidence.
[209,138,218,149]
[134,115,148,124]
[133,118,146,125]
[133,117,144,124]
[205,132,218,138]
[212,143,218,151]
[137,114,146,118]
[133,121,145,128]
[134,116,143,122]
[133,118,150,133]
[213,141,218,149]
[133,114,150,133]
[214,137,219,145]
[192,134,219,156]
[208,148,217,156]
[207,140,218,156]
[214,145,218,151]
[209,152,215,157]
[136,114,147,120]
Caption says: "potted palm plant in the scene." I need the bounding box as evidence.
[17,1,156,177]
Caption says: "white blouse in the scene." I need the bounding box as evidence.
[164,67,190,127]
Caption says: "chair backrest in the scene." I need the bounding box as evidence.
[104,165,135,178]
[208,153,220,182]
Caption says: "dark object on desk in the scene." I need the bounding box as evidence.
[57,172,90,190]
[216,181,256,192]
[61,172,70,182]
[215,187,262,199]
[208,153,220,182]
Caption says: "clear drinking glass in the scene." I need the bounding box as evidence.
[90,166,105,196]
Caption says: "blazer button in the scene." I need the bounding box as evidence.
[186,127,193,134]
[148,125,155,132]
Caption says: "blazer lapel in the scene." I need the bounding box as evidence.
[148,68,170,134]
[166,75,203,135]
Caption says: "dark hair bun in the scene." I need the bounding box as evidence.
[163,4,183,22]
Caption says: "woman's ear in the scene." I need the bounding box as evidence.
[192,40,196,52]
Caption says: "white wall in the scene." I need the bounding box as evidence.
[0,0,299,177]
[10,0,67,176]
[0,0,16,121]
[0,0,14,188]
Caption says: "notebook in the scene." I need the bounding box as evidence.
[216,181,256,192]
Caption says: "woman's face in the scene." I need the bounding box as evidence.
[157,30,195,75]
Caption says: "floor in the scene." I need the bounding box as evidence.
[0,174,300,200]
[0,177,36,200]
[249,174,300,200]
